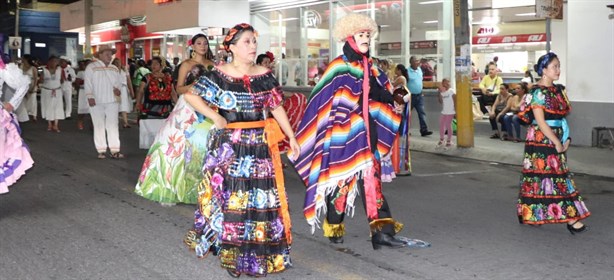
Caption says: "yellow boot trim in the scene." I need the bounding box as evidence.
[369,218,404,234]
[322,219,345,237]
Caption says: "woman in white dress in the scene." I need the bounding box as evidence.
[40,55,65,132]
[21,55,38,122]
[112,58,134,128]
[75,59,91,130]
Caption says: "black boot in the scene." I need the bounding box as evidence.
[371,231,405,250]
[328,236,344,244]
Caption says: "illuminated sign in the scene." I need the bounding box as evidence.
[476,26,499,35]
[304,10,322,28]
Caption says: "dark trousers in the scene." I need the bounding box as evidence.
[478,94,497,114]
[326,177,395,235]
[411,94,429,133]
[489,110,506,132]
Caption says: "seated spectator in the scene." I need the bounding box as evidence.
[488,83,511,139]
[501,82,528,142]
[478,62,503,114]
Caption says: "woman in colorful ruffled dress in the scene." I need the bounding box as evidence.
[516,52,589,234]
[0,57,34,194]
[135,34,215,206]
[183,23,299,277]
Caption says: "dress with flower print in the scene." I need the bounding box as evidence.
[183,68,291,277]
[516,84,590,224]
[135,68,213,204]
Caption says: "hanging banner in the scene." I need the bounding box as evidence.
[535,0,563,19]
[472,33,547,44]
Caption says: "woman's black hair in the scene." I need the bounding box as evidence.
[533,52,558,76]
[256,54,269,65]
[500,83,509,90]
[223,24,256,53]
[519,82,529,94]
[396,64,409,81]
[190,33,214,60]
[22,54,35,66]
[524,70,534,83]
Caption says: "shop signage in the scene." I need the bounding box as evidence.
[304,10,322,28]
[380,41,437,50]
[476,26,499,35]
[535,0,563,19]
[472,33,546,44]
[154,0,176,4]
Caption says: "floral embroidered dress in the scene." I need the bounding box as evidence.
[135,67,213,204]
[184,69,292,277]
[516,84,590,224]
[139,73,173,119]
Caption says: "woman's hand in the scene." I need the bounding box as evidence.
[288,137,301,161]
[554,141,565,153]
[213,115,227,130]
[562,139,571,152]
[393,101,404,114]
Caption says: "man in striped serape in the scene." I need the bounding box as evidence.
[290,13,409,250]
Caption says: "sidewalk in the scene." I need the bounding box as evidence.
[408,119,614,178]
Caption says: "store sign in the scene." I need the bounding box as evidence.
[380,41,437,50]
[476,26,499,35]
[154,0,178,4]
[535,0,563,19]
[472,33,546,44]
[304,10,322,28]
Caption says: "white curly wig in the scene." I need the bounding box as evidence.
[333,13,378,42]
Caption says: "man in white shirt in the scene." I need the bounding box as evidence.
[60,56,76,119]
[84,45,123,159]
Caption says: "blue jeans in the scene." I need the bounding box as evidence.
[411,94,429,132]
[503,114,521,138]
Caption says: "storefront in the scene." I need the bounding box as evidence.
[250,0,453,87]
[471,21,547,82]
[60,0,249,64]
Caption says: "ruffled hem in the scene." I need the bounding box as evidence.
[0,110,34,193]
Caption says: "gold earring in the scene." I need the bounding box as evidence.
[191,51,196,58]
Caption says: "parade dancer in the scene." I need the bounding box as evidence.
[291,13,408,249]
[0,57,34,194]
[183,24,299,277]
[135,34,215,206]
[517,52,590,234]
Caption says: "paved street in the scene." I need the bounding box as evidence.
[1,118,613,280]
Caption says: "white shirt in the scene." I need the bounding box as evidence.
[84,59,121,104]
[0,63,30,109]
[61,66,76,88]
[440,88,456,115]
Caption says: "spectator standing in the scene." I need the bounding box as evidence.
[408,56,432,136]
[437,78,456,148]
[84,45,123,159]
[75,59,91,130]
[132,59,150,92]
[59,56,76,119]
[40,55,65,132]
[21,55,38,122]
[279,53,289,86]
[478,63,503,114]
[420,58,434,81]
[112,58,134,128]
